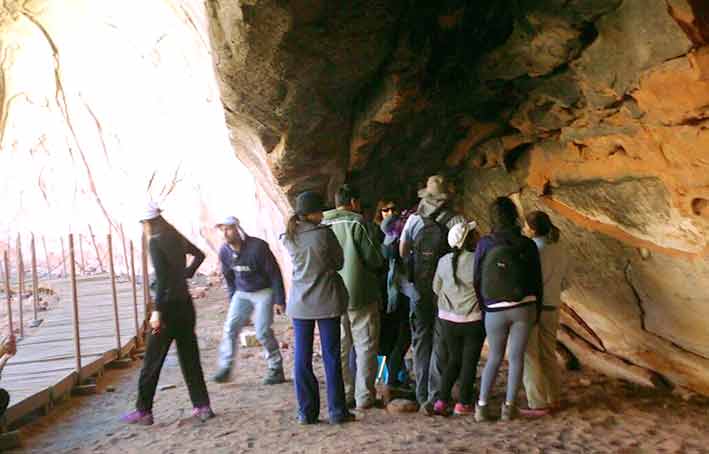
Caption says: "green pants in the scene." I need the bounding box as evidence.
[523,309,561,409]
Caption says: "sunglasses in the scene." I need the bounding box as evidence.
[381,207,395,213]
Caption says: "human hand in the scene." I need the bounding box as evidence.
[4,335,16,356]
[149,311,162,334]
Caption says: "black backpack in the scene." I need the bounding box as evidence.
[480,235,534,303]
[411,212,453,294]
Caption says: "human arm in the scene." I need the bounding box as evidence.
[398,215,416,260]
[219,246,237,300]
[432,260,444,296]
[354,222,384,272]
[325,228,345,271]
[261,243,286,313]
[473,236,491,308]
[182,236,205,279]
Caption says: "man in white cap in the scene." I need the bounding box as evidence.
[398,174,464,413]
[213,216,286,385]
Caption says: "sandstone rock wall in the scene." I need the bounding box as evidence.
[208,0,709,394]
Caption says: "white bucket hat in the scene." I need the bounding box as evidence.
[139,201,162,222]
[418,175,449,201]
[448,221,478,249]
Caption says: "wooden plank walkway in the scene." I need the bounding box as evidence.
[1,274,144,426]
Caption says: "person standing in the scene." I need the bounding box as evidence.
[398,175,464,412]
[121,203,213,425]
[282,191,354,424]
[474,197,543,422]
[521,211,569,417]
[432,221,485,417]
[323,185,385,410]
[212,216,286,385]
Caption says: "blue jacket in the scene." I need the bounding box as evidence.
[218,235,286,307]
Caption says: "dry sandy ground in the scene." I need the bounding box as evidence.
[9,287,709,454]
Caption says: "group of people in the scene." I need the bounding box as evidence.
[120,172,569,427]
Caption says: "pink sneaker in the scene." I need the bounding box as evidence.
[433,400,451,416]
[192,405,215,422]
[120,409,154,425]
[453,403,474,416]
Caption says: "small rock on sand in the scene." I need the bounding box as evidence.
[387,399,418,414]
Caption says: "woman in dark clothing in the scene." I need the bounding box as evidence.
[474,197,543,422]
[121,203,213,425]
[282,192,355,425]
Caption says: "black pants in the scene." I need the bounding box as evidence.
[0,388,9,419]
[137,311,210,411]
[380,297,411,386]
[438,318,485,405]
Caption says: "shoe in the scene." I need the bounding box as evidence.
[419,401,435,417]
[453,403,474,416]
[329,412,356,424]
[474,403,490,422]
[346,398,356,410]
[262,368,286,385]
[212,368,231,383]
[433,400,451,416]
[500,402,518,421]
[297,415,319,425]
[192,405,216,422]
[120,409,154,425]
[519,407,552,418]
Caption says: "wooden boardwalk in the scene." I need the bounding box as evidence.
[1,274,144,427]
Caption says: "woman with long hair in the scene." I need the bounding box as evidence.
[431,221,484,416]
[473,197,543,422]
[121,203,213,425]
[521,210,569,417]
[281,191,354,425]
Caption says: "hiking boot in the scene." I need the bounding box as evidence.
[474,403,490,422]
[419,401,435,417]
[297,415,319,425]
[192,405,216,422]
[500,402,518,421]
[212,368,231,383]
[433,400,451,416]
[453,403,475,416]
[120,409,154,425]
[262,368,286,385]
[329,412,356,425]
[519,407,552,418]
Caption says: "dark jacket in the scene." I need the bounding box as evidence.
[149,225,205,315]
[218,234,286,307]
[473,227,543,313]
[281,221,349,320]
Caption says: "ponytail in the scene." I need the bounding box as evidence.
[285,214,299,242]
[451,248,462,287]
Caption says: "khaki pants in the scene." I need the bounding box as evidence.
[341,302,381,407]
[523,309,561,409]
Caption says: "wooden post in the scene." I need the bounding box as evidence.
[16,235,23,339]
[41,235,50,277]
[119,224,129,276]
[141,234,150,322]
[130,241,140,341]
[108,234,122,353]
[3,252,13,336]
[60,237,67,277]
[31,234,39,321]
[79,233,86,275]
[87,225,104,273]
[68,234,82,374]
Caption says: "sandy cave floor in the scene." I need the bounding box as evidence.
[9,287,709,454]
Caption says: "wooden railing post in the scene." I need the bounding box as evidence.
[60,237,68,278]
[31,234,39,321]
[129,241,140,342]
[108,233,122,353]
[3,252,13,336]
[68,234,82,374]
[16,235,23,339]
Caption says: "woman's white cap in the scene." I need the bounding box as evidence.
[447,221,477,249]
[139,201,162,222]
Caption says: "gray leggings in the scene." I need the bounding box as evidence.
[478,304,535,405]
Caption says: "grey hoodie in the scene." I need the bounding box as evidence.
[281,221,349,320]
[432,250,482,322]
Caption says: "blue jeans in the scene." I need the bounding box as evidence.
[293,318,348,422]
[218,288,283,371]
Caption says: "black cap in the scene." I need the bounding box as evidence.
[295,191,324,216]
